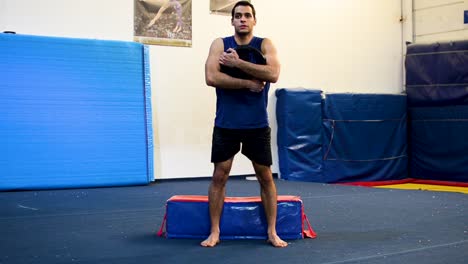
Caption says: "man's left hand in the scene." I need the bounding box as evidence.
[219,48,240,68]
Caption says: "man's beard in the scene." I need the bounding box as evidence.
[236,29,250,36]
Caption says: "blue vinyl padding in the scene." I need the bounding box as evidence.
[322,94,408,183]
[405,40,468,107]
[409,106,468,182]
[275,88,324,182]
[0,34,153,190]
[165,198,303,240]
[143,45,154,181]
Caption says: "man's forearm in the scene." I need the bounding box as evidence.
[206,71,252,90]
[236,60,279,83]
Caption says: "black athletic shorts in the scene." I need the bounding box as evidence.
[211,126,272,166]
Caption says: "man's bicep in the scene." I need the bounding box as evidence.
[262,39,281,74]
[265,53,280,71]
[206,39,224,72]
[205,39,224,86]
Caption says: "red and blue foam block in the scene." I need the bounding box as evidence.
[158,195,316,240]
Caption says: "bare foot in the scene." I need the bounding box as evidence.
[267,233,288,248]
[201,233,220,247]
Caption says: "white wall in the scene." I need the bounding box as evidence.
[1,0,134,40]
[402,0,414,44]
[413,0,468,42]
[0,0,5,30]
[2,0,405,180]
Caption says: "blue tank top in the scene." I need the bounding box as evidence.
[214,36,270,129]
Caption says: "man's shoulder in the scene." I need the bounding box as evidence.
[212,36,233,44]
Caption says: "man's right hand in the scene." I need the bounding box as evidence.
[247,79,265,93]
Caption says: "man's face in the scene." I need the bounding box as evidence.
[231,5,256,36]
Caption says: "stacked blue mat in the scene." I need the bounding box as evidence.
[405,40,468,182]
[321,93,407,183]
[275,89,324,182]
[0,33,153,190]
[276,89,407,183]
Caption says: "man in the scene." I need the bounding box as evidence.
[202,1,287,248]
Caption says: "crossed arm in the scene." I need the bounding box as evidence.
[205,38,280,92]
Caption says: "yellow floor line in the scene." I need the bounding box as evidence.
[375,183,468,194]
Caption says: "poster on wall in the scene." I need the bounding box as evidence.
[210,0,251,16]
[134,0,192,47]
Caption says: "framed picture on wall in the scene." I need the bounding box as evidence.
[134,0,192,47]
[210,0,251,16]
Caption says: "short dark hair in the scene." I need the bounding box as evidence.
[231,1,256,20]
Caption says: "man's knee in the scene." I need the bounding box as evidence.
[212,161,232,186]
[257,173,274,186]
[212,171,228,186]
[253,163,274,186]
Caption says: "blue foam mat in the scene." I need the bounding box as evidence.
[0,34,153,190]
[164,196,306,240]
[275,88,323,182]
[405,40,468,107]
[409,106,468,182]
[322,94,408,183]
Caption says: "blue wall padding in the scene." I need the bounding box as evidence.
[405,40,468,107]
[322,94,408,183]
[409,106,468,182]
[0,34,153,190]
[164,196,305,240]
[275,88,324,182]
